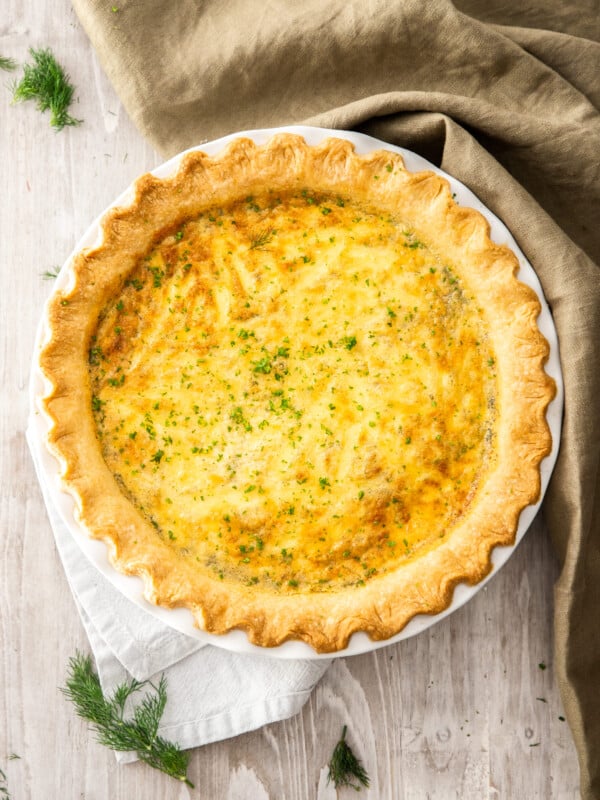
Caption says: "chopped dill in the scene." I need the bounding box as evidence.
[0,765,10,800]
[249,228,276,250]
[12,47,82,131]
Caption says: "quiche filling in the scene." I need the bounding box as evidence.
[89,190,497,592]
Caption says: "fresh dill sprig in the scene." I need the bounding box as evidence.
[12,47,82,131]
[62,652,194,787]
[0,55,17,72]
[249,228,276,250]
[41,266,61,280]
[327,725,370,791]
[0,766,10,800]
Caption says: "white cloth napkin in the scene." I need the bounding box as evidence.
[27,429,330,762]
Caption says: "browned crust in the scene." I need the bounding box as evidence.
[38,134,555,653]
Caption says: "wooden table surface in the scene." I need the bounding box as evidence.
[0,3,581,798]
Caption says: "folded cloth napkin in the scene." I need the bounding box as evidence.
[70,0,600,795]
[27,430,329,761]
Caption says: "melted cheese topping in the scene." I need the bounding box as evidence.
[90,191,497,592]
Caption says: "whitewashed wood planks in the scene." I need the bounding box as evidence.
[0,2,580,796]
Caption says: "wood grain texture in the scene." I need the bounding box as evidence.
[0,2,580,797]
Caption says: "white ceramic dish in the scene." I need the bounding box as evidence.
[29,125,564,660]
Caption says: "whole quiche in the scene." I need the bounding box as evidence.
[39,134,555,652]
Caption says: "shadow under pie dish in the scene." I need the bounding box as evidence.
[38,130,558,654]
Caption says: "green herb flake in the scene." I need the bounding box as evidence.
[230,406,253,431]
[249,228,275,250]
[252,356,272,374]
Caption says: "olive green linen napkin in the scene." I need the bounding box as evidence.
[71,0,600,795]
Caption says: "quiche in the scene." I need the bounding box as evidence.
[39,133,555,653]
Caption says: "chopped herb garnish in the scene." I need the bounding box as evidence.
[252,356,272,374]
[404,238,425,250]
[230,406,253,432]
[88,346,104,365]
[249,228,275,250]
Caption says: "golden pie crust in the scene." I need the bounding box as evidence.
[39,134,555,653]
